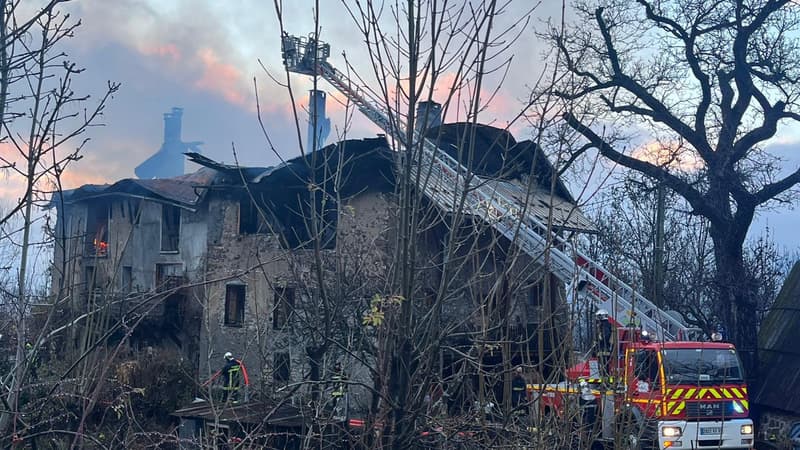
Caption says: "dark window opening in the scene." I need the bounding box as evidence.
[155,263,183,291]
[122,266,132,292]
[274,191,337,250]
[273,286,295,329]
[239,197,269,234]
[274,352,290,381]
[225,284,246,327]
[164,294,185,330]
[85,266,96,294]
[86,202,109,257]
[528,284,544,308]
[161,205,181,252]
[128,199,141,225]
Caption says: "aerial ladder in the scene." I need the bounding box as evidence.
[281,32,700,343]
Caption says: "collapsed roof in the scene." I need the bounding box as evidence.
[52,123,594,233]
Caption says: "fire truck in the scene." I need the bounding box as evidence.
[532,318,754,450]
[280,33,755,450]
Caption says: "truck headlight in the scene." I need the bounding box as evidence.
[662,426,682,437]
[741,424,753,435]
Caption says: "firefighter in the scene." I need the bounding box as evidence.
[330,362,348,420]
[594,309,615,380]
[205,352,249,403]
[511,366,527,411]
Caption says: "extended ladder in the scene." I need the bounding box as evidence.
[281,33,698,342]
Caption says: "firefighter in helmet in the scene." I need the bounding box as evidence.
[511,366,527,412]
[204,352,249,403]
[594,309,615,380]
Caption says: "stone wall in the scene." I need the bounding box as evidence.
[198,189,394,407]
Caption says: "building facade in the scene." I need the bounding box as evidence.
[50,125,594,420]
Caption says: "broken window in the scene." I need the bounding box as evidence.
[273,352,290,382]
[274,191,337,250]
[272,286,295,329]
[239,197,269,234]
[161,204,181,252]
[225,284,246,327]
[86,201,109,257]
[155,263,183,291]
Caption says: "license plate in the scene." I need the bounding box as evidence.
[701,427,722,435]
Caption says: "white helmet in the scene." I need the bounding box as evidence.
[595,309,609,320]
[224,352,234,360]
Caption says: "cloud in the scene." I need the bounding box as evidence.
[194,48,251,109]
[630,140,705,173]
[140,43,183,62]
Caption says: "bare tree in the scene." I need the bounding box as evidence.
[545,0,800,380]
[0,1,118,444]
[586,173,791,334]
[264,0,618,448]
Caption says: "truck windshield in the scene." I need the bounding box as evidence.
[661,348,744,384]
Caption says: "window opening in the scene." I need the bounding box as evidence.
[86,202,109,257]
[274,352,290,381]
[161,205,181,252]
[156,263,183,291]
[239,197,269,234]
[122,266,132,292]
[225,284,246,326]
[272,286,295,329]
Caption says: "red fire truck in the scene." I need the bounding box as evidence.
[531,325,754,450]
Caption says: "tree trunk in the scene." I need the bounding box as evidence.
[709,223,759,386]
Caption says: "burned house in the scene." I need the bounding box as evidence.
[754,261,800,448]
[49,122,595,432]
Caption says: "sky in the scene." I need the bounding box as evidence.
[3,0,800,253]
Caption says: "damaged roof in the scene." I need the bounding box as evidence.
[52,168,220,210]
[426,123,575,202]
[186,136,395,196]
[755,260,800,414]
[53,124,593,232]
[425,123,595,233]
[173,400,306,428]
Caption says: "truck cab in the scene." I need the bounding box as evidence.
[623,341,754,450]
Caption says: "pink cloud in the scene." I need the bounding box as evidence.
[140,43,182,62]
[631,140,705,172]
[194,48,251,109]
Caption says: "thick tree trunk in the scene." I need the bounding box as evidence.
[709,224,759,386]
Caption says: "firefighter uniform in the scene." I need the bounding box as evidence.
[594,309,615,381]
[207,352,250,403]
[511,368,527,410]
[331,363,348,420]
